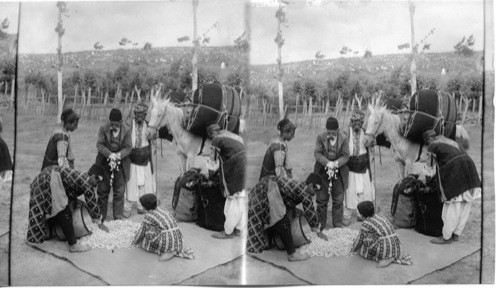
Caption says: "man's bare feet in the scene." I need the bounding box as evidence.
[69,242,91,253]
[377,257,395,268]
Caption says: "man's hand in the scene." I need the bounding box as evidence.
[109,153,117,161]
[326,161,338,169]
[98,223,110,233]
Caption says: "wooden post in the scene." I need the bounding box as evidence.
[461,98,470,125]
[477,95,483,125]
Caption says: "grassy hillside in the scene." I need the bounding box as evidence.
[18,46,248,81]
[250,51,482,87]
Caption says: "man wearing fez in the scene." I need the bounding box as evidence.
[343,110,375,225]
[125,103,156,216]
[96,108,132,221]
[314,117,350,229]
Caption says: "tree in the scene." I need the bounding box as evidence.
[93,42,104,51]
[143,42,152,51]
[234,31,249,52]
[0,18,9,40]
[55,2,69,124]
[363,50,372,59]
[454,35,475,57]
[119,37,132,46]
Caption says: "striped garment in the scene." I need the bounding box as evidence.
[351,214,412,265]
[26,166,101,244]
[133,208,194,259]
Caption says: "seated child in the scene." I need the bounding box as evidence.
[350,201,413,268]
[132,194,195,261]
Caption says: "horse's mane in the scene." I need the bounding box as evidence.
[371,103,402,132]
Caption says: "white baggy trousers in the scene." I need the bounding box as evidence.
[224,190,247,235]
[441,187,481,240]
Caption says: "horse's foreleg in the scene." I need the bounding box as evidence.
[177,155,187,175]
[396,160,405,180]
[404,159,414,178]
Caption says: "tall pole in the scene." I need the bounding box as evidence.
[192,0,199,92]
[409,1,417,97]
[276,1,285,120]
[56,2,66,124]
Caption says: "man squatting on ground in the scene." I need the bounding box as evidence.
[314,117,350,229]
[422,129,481,244]
[246,173,324,261]
[41,108,80,170]
[27,164,107,252]
[125,103,156,216]
[96,108,132,221]
[343,110,375,226]
[206,123,247,239]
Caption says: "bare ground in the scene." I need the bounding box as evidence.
[5,110,494,285]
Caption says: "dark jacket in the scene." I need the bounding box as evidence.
[313,131,350,190]
[96,123,132,181]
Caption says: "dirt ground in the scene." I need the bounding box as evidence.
[5,108,494,285]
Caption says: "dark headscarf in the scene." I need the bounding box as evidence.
[357,201,375,218]
[305,172,323,190]
[61,108,80,124]
[140,194,158,211]
[88,164,105,179]
[277,118,296,133]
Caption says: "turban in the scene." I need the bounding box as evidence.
[140,194,158,211]
[326,117,339,130]
[109,108,122,122]
[357,201,375,218]
[351,109,365,122]
[61,108,80,123]
[134,103,148,116]
[305,172,323,190]
[87,164,105,179]
[277,118,296,133]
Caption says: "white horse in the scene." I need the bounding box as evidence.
[147,94,212,174]
[364,102,470,179]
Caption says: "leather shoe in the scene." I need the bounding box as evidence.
[212,231,235,239]
[430,236,453,244]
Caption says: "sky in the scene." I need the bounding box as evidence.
[249,0,491,66]
[16,0,246,54]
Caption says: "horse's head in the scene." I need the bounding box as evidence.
[146,94,165,139]
[364,104,384,147]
